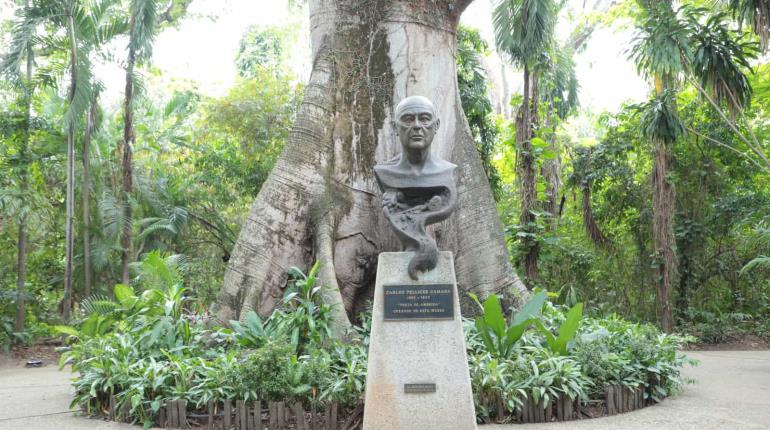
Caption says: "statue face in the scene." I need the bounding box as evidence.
[394,99,440,152]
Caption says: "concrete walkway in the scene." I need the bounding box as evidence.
[0,351,768,430]
[0,359,135,429]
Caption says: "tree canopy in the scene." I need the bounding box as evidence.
[0,0,769,348]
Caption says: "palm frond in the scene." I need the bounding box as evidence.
[541,43,579,119]
[64,53,95,128]
[627,3,695,82]
[740,256,770,275]
[636,90,685,144]
[493,0,558,66]
[689,12,757,116]
[131,250,183,289]
[136,206,189,241]
[726,0,770,52]
[98,190,128,239]
[130,0,160,61]
[80,294,119,316]
[0,4,37,88]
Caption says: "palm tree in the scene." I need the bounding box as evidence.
[493,0,558,283]
[539,42,579,225]
[685,13,769,173]
[78,0,129,298]
[0,0,36,332]
[33,0,126,321]
[628,0,690,333]
[629,1,756,332]
[82,92,101,298]
[120,0,192,284]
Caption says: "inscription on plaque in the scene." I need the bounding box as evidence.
[383,284,453,320]
[404,383,436,393]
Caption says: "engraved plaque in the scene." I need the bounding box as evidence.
[404,383,436,393]
[383,284,453,320]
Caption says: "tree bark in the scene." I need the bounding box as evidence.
[517,64,539,283]
[581,182,607,247]
[214,0,527,329]
[652,138,676,333]
[120,16,136,286]
[499,62,511,119]
[15,9,33,333]
[541,110,560,228]
[63,11,77,323]
[15,225,27,332]
[83,101,95,298]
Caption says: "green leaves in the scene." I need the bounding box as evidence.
[228,262,333,354]
[472,291,547,359]
[726,0,770,53]
[53,324,79,337]
[493,0,558,67]
[531,137,557,160]
[627,3,692,82]
[637,90,685,145]
[513,291,549,326]
[740,255,770,275]
[113,284,138,309]
[456,25,502,200]
[537,303,583,355]
[689,12,756,116]
[229,311,270,349]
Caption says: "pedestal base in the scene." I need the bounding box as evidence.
[362,252,476,430]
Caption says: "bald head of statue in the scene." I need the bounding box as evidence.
[393,95,440,153]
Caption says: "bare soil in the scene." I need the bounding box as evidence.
[686,334,770,351]
[4,343,61,366]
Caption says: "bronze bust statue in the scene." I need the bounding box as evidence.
[374,96,458,280]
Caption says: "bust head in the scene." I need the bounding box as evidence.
[393,96,440,153]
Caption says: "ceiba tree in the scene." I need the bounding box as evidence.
[213,0,528,336]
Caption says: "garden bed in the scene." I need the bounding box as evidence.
[57,268,693,429]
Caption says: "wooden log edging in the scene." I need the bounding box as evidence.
[98,386,651,428]
[511,384,648,424]
[102,399,349,429]
[606,385,646,416]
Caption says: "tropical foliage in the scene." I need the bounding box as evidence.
[58,256,692,426]
[0,1,768,420]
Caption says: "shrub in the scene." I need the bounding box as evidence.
[466,299,693,423]
[239,340,293,401]
[61,263,693,427]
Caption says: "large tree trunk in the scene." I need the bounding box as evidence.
[652,138,676,333]
[213,0,527,333]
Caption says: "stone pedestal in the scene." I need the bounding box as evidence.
[363,252,476,430]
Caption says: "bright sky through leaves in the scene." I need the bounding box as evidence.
[0,0,648,112]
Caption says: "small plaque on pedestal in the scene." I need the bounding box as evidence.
[383,284,453,320]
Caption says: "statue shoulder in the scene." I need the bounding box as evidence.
[374,154,403,191]
[425,157,456,178]
[433,157,457,172]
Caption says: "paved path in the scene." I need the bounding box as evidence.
[0,351,768,430]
